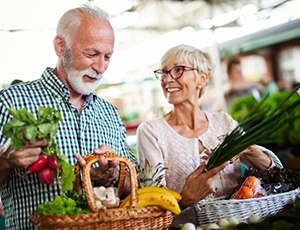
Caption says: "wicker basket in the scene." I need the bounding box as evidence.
[194,187,300,227]
[30,152,173,229]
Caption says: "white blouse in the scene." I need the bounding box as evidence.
[136,111,282,197]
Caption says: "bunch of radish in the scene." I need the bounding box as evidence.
[3,107,75,191]
[25,155,59,185]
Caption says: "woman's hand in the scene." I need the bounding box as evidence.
[235,145,272,169]
[179,161,229,209]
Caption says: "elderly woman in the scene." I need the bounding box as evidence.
[136,44,282,227]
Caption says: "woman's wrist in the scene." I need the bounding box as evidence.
[243,145,272,169]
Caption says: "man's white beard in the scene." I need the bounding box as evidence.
[63,48,103,95]
[67,68,103,95]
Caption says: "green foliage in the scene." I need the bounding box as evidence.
[229,90,300,149]
[206,83,300,171]
[36,194,91,215]
[2,106,75,191]
[229,94,258,122]
[3,107,62,150]
[64,190,90,210]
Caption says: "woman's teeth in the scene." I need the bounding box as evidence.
[167,87,180,92]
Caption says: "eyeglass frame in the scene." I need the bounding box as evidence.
[153,65,198,81]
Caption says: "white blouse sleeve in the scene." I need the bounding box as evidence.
[136,121,167,186]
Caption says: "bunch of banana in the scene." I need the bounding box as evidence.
[119,186,182,215]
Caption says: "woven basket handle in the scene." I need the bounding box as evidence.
[74,152,138,212]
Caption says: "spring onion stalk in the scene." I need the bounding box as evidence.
[206,82,300,171]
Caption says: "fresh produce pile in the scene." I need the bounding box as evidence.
[34,153,181,216]
[231,176,265,199]
[35,186,181,215]
[241,167,300,192]
[2,107,75,191]
[229,166,300,201]
[206,82,300,171]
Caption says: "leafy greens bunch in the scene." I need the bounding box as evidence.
[2,107,75,191]
[206,82,300,171]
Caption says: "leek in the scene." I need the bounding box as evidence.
[206,82,300,171]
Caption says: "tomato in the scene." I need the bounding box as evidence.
[243,176,259,190]
[233,186,254,199]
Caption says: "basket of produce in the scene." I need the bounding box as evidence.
[191,83,300,228]
[30,152,181,229]
[194,167,300,228]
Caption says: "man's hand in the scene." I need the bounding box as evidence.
[0,138,48,169]
[75,145,119,187]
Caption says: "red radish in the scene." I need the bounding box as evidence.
[47,155,59,170]
[38,166,55,185]
[25,155,47,174]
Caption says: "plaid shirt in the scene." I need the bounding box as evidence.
[0,68,137,229]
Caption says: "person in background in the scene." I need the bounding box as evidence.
[0,4,136,229]
[136,44,282,227]
[260,74,279,99]
[224,58,263,107]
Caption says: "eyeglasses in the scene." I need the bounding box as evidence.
[153,65,198,81]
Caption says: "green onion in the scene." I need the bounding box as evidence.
[206,82,300,171]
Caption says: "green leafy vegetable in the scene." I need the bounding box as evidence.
[2,106,75,191]
[206,82,300,171]
[36,194,91,215]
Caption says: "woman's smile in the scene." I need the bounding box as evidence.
[166,87,181,93]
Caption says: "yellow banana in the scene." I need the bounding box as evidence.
[120,186,181,208]
[137,190,181,215]
[139,186,182,202]
[120,187,181,215]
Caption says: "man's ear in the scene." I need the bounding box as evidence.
[53,35,66,57]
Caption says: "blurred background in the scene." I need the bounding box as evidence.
[1,0,300,166]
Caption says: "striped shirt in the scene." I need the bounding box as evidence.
[0,67,137,229]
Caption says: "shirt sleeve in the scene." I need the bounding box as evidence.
[136,121,166,186]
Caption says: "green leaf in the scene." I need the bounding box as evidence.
[10,133,25,150]
[37,123,53,138]
[60,161,75,192]
[24,125,38,143]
